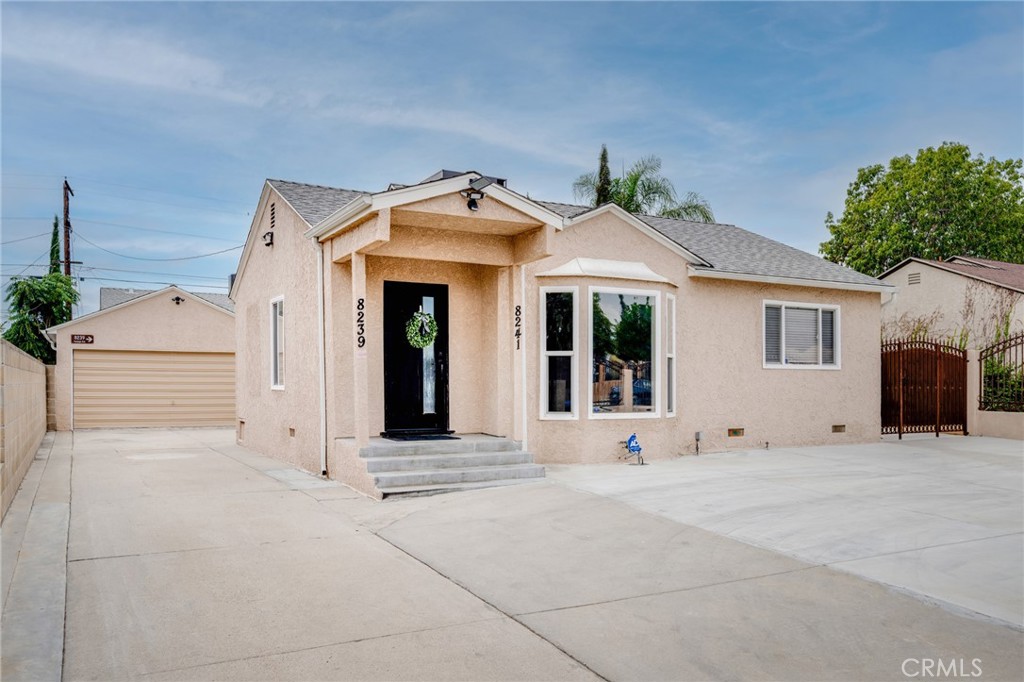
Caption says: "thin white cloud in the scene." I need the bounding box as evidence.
[2,11,267,106]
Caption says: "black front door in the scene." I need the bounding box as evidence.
[382,281,450,435]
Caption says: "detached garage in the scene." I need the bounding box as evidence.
[47,286,235,430]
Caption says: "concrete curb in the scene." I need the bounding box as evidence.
[1,431,71,681]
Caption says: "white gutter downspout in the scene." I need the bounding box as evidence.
[520,265,528,452]
[315,238,328,476]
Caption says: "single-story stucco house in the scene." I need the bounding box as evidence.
[230,169,892,498]
[879,256,1024,348]
[46,286,235,429]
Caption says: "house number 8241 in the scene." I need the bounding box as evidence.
[356,298,366,348]
[514,305,522,350]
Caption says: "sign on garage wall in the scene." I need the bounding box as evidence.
[71,334,94,344]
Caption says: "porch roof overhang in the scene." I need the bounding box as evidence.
[303,172,564,243]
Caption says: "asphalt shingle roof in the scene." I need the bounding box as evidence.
[267,179,366,226]
[99,287,235,312]
[267,178,884,288]
[942,257,1024,292]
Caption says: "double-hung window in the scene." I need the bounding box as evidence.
[271,297,285,388]
[540,287,577,418]
[763,301,839,369]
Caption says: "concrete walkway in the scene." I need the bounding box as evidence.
[1,429,1022,681]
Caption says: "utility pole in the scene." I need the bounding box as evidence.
[62,178,74,276]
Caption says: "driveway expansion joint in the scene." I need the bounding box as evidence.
[371,528,611,682]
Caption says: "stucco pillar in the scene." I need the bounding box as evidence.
[495,266,513,437]
[351,251,370,446]
[512,265,524,444]
[966,349,980,435]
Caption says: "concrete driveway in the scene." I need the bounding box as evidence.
[2,429,1022,681]
[547,435,1024,628]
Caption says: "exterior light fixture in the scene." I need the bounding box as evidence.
[461,190,485,211]
[461,176,495,211]
[262,231,274,246]
[171,296,185,305]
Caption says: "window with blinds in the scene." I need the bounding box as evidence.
[763,301,839,368]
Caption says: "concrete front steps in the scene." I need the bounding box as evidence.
[360,434,545,498]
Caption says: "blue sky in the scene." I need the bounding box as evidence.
[2,1,1021,317]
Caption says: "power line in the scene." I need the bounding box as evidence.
[79,266,229,281]
[72,190,246,215]
[3,172,250,207]
[1,231,49,245]
[10,251,46,278]
[2,217,241,243]
[75,232,243,261]
[70,177,249,207]
[75,219,239,242]
[81,275,229,290]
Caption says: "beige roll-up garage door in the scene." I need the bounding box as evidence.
[73,350,235,428]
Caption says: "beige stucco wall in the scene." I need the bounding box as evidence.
[51,290,235,431]
[233,192,325,474]
[234,187,884,481]
[1,340,47,520]
[965,349,1024,440]
[521,211,881,464]
[881,263,1023,348]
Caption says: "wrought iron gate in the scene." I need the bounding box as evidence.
[881,339,967,437]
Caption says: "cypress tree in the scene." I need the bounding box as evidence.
[596,145,612,205]
[48,215,60,274]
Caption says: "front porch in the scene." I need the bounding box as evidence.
[318,174,564,498]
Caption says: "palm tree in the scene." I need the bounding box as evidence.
[573,151,714,223]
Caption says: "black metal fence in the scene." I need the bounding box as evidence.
[979,332,1024,412]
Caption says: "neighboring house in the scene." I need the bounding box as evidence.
[230,170,891,498]
[879,257,1024,348]
[46,286,235,429]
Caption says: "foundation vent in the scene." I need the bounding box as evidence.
[728,427,745,438]
[832,424,846,433]
[289,427,296,438]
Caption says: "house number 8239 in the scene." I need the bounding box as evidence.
[356,298,366,348]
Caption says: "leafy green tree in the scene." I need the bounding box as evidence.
[3,273,78,363]
[614,295,652,363]
[821,142,1024,275]
[49,215,60,274]
[573,151,714,222]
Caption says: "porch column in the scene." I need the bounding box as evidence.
[351,251,370,446]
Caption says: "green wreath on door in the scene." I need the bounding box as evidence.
[406,311,438,349]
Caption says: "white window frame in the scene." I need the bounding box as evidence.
[270,296,285,389]
[762,300,841,370]
[539,286,578,420]
[666,293,677,417]
[588,286,661,420]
